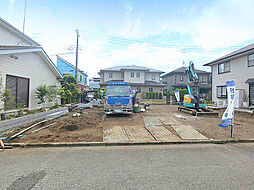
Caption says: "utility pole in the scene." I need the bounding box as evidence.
[23,0,27,33]
[75,29,79,85]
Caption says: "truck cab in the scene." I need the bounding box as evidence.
[104,82,133,114]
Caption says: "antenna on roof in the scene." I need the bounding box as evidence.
[22,0,27,33]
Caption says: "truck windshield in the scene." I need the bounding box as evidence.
[106,86,131,97]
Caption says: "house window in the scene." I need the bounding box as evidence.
[152,75,155,80]
[218,61,230,74]
[136,72,140,78]
[85,77,87,84]
[149,88,153,92]
[217,86,227,98]
[6,75,29,109]
[79,75,82,82]
[109,73,113,78]
[131,72,134,78]
[136,87,141,93]
[180,75,183,82]
[121,72,124,78]
[248,53,254,67]
[199,75,206,83]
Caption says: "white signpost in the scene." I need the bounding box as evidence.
[174,91,180,104]
[218,80,236,138]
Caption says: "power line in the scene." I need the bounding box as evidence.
[85,35,239,53]
[85,32,243,51]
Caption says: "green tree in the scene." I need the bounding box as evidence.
[35,85,49,108]
[60,75,82,104]
[48,85,60,106]
[159,92,162,99]
[145,92,149,99]
[155,92,159,99]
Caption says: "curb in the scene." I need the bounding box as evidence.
[5,139,254,148]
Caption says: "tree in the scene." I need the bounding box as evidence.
[35,85,49,108]
[159,92,162,99]
[48,85,60,106]
[60,75,82,104]
[0,75,14,112]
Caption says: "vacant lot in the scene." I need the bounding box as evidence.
[2,105,254,143]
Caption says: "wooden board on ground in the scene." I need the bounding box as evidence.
[158,117,179,125]
[145,125,180,142]
[124,126,156,142]
[143,117,162,127]
[171,124,208,140]
[103,126,129,143]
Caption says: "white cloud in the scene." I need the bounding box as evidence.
[161,0,254,49]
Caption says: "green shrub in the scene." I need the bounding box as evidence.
[145,92,149,99]
[155,92,159,99]
[159,92,162,99]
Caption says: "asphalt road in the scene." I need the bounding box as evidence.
[1,143,254,190]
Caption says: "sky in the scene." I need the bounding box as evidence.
[1,0,254,78]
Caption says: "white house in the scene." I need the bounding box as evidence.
[204,43,254,107]
[0,17,63,110]
[99,65,165,95]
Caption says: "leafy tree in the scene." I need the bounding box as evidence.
[0,75,14,111]
[48,85,60,106]
[60,75,82,104]
[145,92,149,99]
[159,92,162,99]
[35,85,49,108]
[155,92,159,99]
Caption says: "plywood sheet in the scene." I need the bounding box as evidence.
[171,125,207,140]
[124,126,156,142]
[145,125,180,142]
[103,126,129,143]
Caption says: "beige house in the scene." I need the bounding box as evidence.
[161,66,212,99]
[0,17,62,110]
[99,65,165,95]
[204,43,254,107]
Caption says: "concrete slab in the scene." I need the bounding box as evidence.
[103,126,129,143]
[171,125,208,140]
[158,117,179,125]
[143,117,162,127]
[124,126,156,142]
[145,125,180,142]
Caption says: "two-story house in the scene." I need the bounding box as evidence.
[204,43,254,107]
[56,56,88,92]
[99,65,165,95]
[161,66,212,98]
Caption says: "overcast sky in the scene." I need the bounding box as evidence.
[1,0,254,78]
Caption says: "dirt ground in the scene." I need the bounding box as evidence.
[147,105,254,140]
[6,107,104,143]
[2,105,254,143]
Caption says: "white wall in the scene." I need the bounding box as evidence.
[212,55,254,106]
[145,72,160,83]
[0,26,32,46]
[124,71,145,83]
[103,71,123,82]
[0,52,61,110]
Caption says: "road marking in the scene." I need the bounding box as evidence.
[103,126,129,143]
[124,126,156,142]
[145,125,180,142]
[171,125,208,140]
[143,117,162,126]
